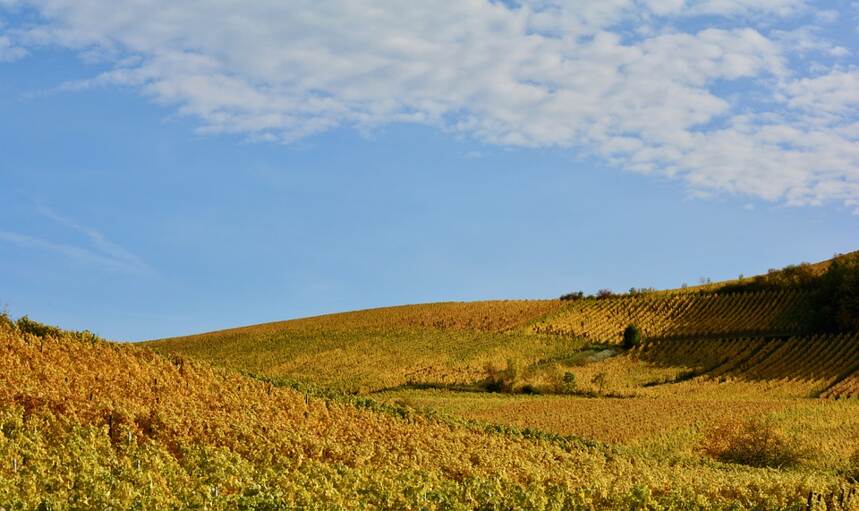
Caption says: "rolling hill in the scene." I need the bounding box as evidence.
[4,315,856,509]
[148,252,859,399]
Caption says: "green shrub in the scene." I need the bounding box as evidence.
[562,372,577,393]
[16,315,64,338]
[622,324,641,350]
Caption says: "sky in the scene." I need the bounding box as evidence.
[1,1,858,341]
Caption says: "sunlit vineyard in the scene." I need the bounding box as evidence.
[149,301,576,392]
[5,318,857,509]
[637,333,859,399]
[148,289,852,397]
[377,390,859,472]
[529,289,815,342]
[162,300,564,338]
[6,254,859,509]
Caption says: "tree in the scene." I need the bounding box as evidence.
[622,324,642,350]
[591,372,607,394]
[562,372,577,393]
[815,253,859,332]
[559,291,584,301]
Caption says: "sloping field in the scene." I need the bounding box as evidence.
[638,333,859,398]
[5,319,856,509]
[148,282,857,401]
[149,300,571,392]
[149,289,834,394]
[376,388,859,475]
[168,300,564,337]
[529,289,815,342]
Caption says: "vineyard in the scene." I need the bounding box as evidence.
[529,289,815,342]
[4,253,859,509]
[637,333,859,398]
[377,389,859,475]
[5,317,858,509]
[148,301,575,393]
[164,300,565,338]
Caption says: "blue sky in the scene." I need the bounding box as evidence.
[1,1,858,340]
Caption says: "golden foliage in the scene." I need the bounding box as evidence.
[3,319,857,509]
[700,417,806,468]
[531,289,814,342]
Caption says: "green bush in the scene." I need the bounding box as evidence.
[622,324,641,350]
[562,372,577,393]
[15,315,64,338]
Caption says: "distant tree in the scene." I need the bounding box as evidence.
[596,289,614,299]
[591,372,607,394]
[622,324,642,350]
[816,253,859,332]
[562,372,577,393]
[629,287,656,295]
[560,291,585,301]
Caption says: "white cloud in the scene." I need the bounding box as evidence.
[0,34,25,61]
[35,205,150,273]
[2,0,858,208]
[685,0,804,17]
[0,230,146,273]
[0,206,151,274]
[783,70,859,115]
[814,9,839,23]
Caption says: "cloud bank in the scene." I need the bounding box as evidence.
[2,0,858,207]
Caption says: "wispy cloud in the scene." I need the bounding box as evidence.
[0,206,151,274]
[2,1,858,208]
[0,33,25,61]
[35,205,149,272]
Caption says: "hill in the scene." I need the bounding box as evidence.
[148,252,859,397]
[4,316,856,509]
[149,300,571,392]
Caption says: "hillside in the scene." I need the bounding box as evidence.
[148,252,859,397]
[138,252,859,508]
[149,300,572,392]
[4,253,856,508]
[4,316,856,509]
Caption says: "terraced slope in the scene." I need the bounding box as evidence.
[530,289,814,342]
[637,333,859,398]
[6,318,853,509]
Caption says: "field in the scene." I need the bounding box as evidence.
[149,300,574,392]
[529,289,816,341]
[3,254,859,509]
[5,317,858,509]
